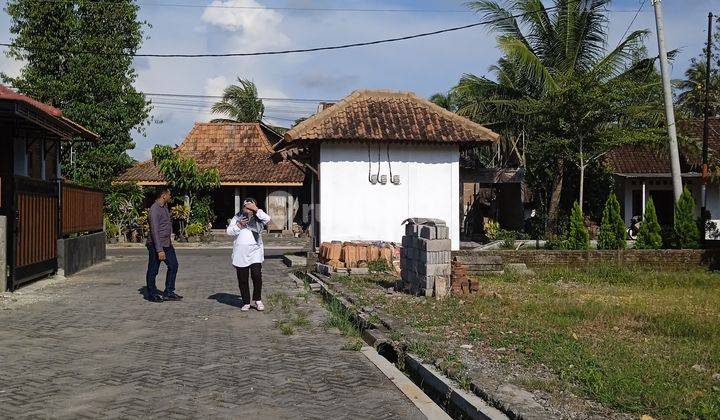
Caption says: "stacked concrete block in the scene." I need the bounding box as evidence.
[400,219,452,297]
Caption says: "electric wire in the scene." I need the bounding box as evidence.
[0,6,564,58]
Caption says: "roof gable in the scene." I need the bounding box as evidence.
[283,90,500,144]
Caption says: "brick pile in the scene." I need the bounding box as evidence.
[450,259,480,295]
[318,241,395,270]
[400,219,451,297]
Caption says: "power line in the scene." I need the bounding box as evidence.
[0,6,564,58]
[617,0,647,47]
[144,92,336,102]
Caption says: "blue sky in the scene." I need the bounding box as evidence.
[0,0,717,161]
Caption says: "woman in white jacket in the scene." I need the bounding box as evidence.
[226,198,271,311]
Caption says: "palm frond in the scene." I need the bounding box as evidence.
[498,35,558,94]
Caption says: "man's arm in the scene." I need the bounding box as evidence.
[149,206,163,253]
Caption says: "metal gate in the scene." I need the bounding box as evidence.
[9,176,58,290]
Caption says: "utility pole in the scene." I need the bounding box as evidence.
[651,0,684,202]
[702,12,714,216]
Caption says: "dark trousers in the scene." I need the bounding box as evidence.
[146,244,178,297]
[236,263,262,304]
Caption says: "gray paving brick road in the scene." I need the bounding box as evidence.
[0,249,423,419]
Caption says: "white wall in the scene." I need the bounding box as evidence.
[319,143,460,250]
[620,177,704,225]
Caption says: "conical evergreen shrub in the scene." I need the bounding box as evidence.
[673,186,700,249]
[636,198,663,249]
[567,201,590,250]
[598,194,626,250]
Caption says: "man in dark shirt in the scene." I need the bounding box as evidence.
[146,188,182,302]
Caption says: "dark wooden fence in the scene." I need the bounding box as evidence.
[61,183,104,236]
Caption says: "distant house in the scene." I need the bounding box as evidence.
[607,117,720,226]
[274,90,499,250]
[117,122,305,231]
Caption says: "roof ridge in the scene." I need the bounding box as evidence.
[284,90,364,141]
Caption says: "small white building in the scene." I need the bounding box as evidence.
[276,90,499,250]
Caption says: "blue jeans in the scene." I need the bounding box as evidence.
[146,245,178,297]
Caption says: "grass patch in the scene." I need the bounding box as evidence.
[268,291,309,336]
[323,298,365,350]
[344,263,720,418]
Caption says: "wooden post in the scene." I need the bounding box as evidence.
[287,191,294,231]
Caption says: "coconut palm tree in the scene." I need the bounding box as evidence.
[211,78,264,122]
[455,0,656,227]
[675,60,720,119]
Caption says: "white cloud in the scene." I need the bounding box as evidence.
[205,75,229,96]
[201,0,290,50]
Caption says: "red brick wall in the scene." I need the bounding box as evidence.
[453,249,720,269]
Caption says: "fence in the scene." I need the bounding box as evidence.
[61,183,104,236]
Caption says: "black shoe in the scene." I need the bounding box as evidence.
[148,295,163,303]
[163,293,182,301]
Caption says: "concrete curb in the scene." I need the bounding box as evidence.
[290,271,510,420]
[361,346,452,420]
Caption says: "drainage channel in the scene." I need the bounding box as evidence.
[288,271,508,420]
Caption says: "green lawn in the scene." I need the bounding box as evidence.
[335,265,720,419]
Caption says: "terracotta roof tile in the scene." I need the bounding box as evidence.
[283,90,499,144]
[0,84,98,140]
[606,118,720,175]
[117,122,304,184]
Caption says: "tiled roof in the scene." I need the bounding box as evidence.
[0,84,98,140]
[282,90,500,145]
[607,118,720,175]
[606,144,674,174]
[117,122,304,185]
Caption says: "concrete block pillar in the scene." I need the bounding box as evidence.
[400,218,451,298]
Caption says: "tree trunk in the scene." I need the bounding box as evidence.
[547,161,564,234]
[579,160,585,213]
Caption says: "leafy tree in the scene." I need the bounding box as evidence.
[676,15,720,118]
[453,0,664,229]
[429,91,459,112]
[211,78,264,122]
[673,186,700,249]
[636,198,663,249]
[566,201,589,250]
[151,145,221,227]
[4,0,152,190]
[598,194,626,250]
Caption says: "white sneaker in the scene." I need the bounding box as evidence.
[254,301,265,311]
[240,304,251,311]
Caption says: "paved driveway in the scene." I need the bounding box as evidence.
[0,249,422,419]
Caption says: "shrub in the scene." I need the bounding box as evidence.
[190,195,216,226]
[104,216,119,239]
[673,187,700,249]
[368,259,389,274]
[636,198,663,249]
[567,201,589,250]
[597,194,626,250]
[544,234,567,250]
[484,220,500,240]
[185,222,206,237]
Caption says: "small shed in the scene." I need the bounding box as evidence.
[275,90,499,250]
[118,122,306,231]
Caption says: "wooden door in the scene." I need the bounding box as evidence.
[267,190,288,231]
